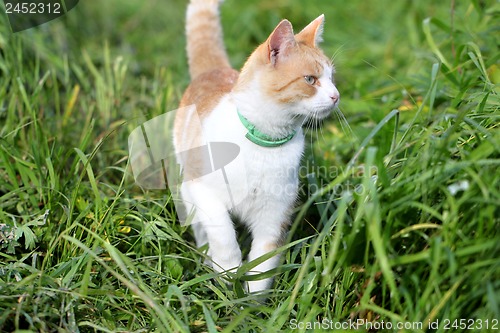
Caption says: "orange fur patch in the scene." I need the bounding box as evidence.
[179,68,238,117]
[263,242,278,253]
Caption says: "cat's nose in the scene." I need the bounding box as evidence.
[330,93,340,104]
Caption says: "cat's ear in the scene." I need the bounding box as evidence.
[296,14,325,47]
[267,19,296,66]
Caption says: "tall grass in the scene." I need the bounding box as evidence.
[0,0,498,332]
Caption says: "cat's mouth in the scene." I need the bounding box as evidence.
[310,105,335,120]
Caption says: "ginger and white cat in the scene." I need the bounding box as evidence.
[173,0,339,293]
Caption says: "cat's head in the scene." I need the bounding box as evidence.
[237,15,339,122]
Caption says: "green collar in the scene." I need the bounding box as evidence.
[237,110,296,147]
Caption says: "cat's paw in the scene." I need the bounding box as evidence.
[206,257,241,286]
[210,258,241,275]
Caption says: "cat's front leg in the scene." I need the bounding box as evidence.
[245,216,289,293]
[191,214,242,274]
[183,182,242,275]
[246,234,284,293]
[202,217,242,275]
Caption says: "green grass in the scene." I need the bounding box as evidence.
[0,0,499,332]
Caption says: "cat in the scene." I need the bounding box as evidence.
[173,0,339,293]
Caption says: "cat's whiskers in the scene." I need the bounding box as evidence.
[301,111,328,150]
[315,115,321,144]
[318,116,327,142]
[333,106,356,140]
[290,113,303,125]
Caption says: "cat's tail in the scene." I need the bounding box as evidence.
[186,0,232,79]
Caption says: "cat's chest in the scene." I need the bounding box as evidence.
[202,97,304,192]
[242,143,301,187]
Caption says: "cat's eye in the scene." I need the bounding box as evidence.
[304,75,317,85]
